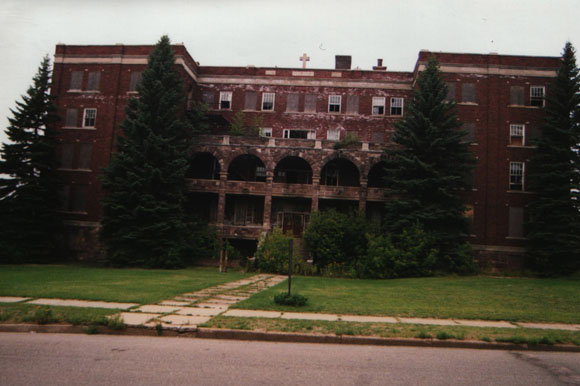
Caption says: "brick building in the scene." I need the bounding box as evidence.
[51,43,560,268]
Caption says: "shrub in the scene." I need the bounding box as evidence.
[355,224,438,279]
[256,228,293,274]
[33,307,54,325]
[274,293,308,307]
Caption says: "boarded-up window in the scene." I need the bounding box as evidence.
[244,91,257,110]
[70,185,88,212]
[60,144,75,169]
[286,93,299,112]
[327,129,340,141]
[77,144,93,170]
[462,123,476,143]
[65,109,78,127]
[129,72,142,91]
[370,132,384,143]
[87,72,100,91]
[70,71,83,90]
[508,207,524,238]
[304,94,317,113]
[445,82,456,101]
[346,95,359,114]
[510,86,524,105]
[202,91,215,107]
[462,83,476,103]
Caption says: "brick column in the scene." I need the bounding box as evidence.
[311,175,320,213]
[217,171,227,236]
[262,174,273,232]
[359,178,368,214]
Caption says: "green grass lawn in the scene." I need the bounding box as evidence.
[232,275,580,324]
[0,265,250,304]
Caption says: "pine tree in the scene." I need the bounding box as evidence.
[383,57,476,272]
[100,36,192,268]
[0,56,61,263]
[526,42,580,275]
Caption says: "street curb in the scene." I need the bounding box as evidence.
[2,323,579,353]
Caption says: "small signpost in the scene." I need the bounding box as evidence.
[288,239,293,295]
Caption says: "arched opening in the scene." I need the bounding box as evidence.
[367,161,388,188]
[274,156,312,184]
[227,154,266,182]
[320,158,360,187]
[187,152,220,180]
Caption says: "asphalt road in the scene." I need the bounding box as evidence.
[1,333,579,386]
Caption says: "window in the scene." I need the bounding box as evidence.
[390,98,403,116]
[462,123,476,143]
[202,91,215,107]
[370,132,384,144]
[346,95,359,114]
[327,129,340,141]
[510,124,525,146]
[328,95,341,113]
[372,97,385,115]
[129,72,142,92]
[510,86,524,105]
[304,94,317,113]
[69,71,83,90]
[256,166,266,178]
[445,82,456,102]
[262,93,275,111]
[243,91,257,110]
[462,83,476,103]
[283,129,315,139]
[65,108,78,127]
[509,162,524,191]
[87,72,100,91]
[77,144,93,170]
[530,86,545,107]
[82,108,97,128]
[286,93,299,112]
[219,91,232,110]
[70,185,89,213]
[60,144,75,169]
[260,128,272,137]
[508,207,524,238]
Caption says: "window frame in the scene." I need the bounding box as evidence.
[82,108,97,128]
[509,124,525,146]
[327,129,340,141]
[328,95,341,113]
[372,97,385,115]
[509,161,524,191]
[530,86,545,107]
[86,71,101,91]
[283,129,316,139]
[129,71,142,92]
[260,127,272,137]
[390,97,404,116]
[261,92,275,111]
[219,91,233,110]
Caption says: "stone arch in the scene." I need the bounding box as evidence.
[274,156,313,184]
[187,152,220,180]
[367,160,389,188]
[227,153,267,182]
[320,157,360,187]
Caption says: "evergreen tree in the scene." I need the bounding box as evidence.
[383,57,476,272]
[0,56,61,263]
[100,35,192,268]
[526,42,580,275]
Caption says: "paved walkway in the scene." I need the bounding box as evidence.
[1,276,579,332]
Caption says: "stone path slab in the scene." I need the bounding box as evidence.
[118,312,160,326]
[159,300,191,307]
[176,307,224,316]
[281,312,339,321]
[455,319,516,328]
[28,299,138,310]
[194,303,229,310]
[158,314,211,326]
[339,315,399,324]
[518,322,580,331]
[135,305,181,314]
[0,296,30,303]
[223,309,283,319]
[397,317,459,326]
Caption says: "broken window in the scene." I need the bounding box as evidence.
[69,71,83,90]
[286,93,299,112]
[390,97,403,116]
[509,162,524,191]
[82,108,97,128]
[87,71,100,91]
[508,207,524,238]
[462,83,476,103]
[530,86,545,107]
[65,108,78,127]
[372,97,385,115]
[510,86,524,105]
[445,82,456,101]
[129,71,142,92]
[219,91,232,110]
[244,91,257,110]
[225,195,264,225]
[328,95,341,113]
[346,95,359,114]
[283,129,315,139]
[304,94,317,113]
[510,124,525,146]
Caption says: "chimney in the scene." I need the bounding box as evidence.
[373,58,387,71]
[335,55,351,70]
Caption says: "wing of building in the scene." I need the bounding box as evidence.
[51,44,560,269]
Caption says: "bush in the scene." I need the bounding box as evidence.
[274,293,308,307]
[303,209,368,271]
[355,224,438,279]
[256,228,293,274]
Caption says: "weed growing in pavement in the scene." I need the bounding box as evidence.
[33,307,54,325]
[155,323,163,336]
[84,324,99,334]
[106,314,126,330]
[416,331,432,339]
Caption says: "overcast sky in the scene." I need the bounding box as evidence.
[1,0,579,145]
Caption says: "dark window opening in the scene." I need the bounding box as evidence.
[225,195,264,225]
[274,156,313,184]
[188,153,220,180]
[367,161,388,188]
[321,158,360,187]
[227,154,266,182]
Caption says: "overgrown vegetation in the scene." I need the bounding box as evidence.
[333,132,361,149]
[255,227,293,273]
[273,292,308,307]
[229,111,263,136]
